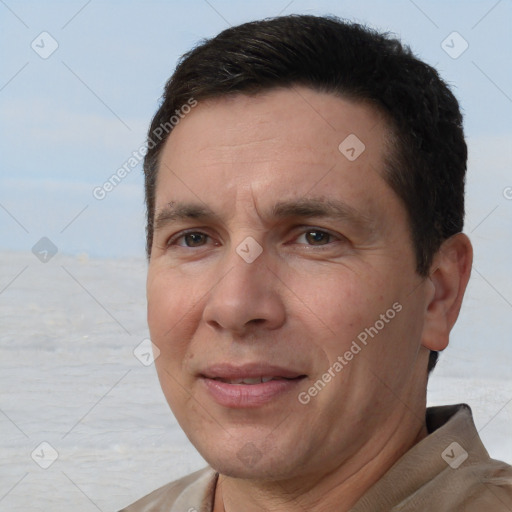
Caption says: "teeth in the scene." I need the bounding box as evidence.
[217,376,279,384]
[240,377,262,384]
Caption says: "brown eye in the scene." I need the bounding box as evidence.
[304,230,332,245]
[182,233,208,247]
[168,231,210,248]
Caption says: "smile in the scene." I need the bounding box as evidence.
[199,364,306,408]
[212,376,295,384]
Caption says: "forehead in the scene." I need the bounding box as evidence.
[161,87,389,164]
[154,87,397,222]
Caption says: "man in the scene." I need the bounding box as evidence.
[120,15,512,512]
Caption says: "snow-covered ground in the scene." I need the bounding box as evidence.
[0,250,510,511]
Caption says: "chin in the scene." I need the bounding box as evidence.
[209,457,291,481]
[196,436,301,481]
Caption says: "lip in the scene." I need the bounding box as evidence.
[199,363,307,408]
[200,363,305,380]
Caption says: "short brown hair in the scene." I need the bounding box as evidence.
[143,15,467,373]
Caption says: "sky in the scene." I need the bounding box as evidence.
[1,1,512,373]
[0,0,511,259]
[0,4,511,506]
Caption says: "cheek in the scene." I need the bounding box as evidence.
[289,266,385,346]
[147,280,172,338]
[147,270,195,353]
[147,274,196,407]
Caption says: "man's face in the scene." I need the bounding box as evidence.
[146,87,432,480]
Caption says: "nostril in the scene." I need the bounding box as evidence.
[248,318,266,325]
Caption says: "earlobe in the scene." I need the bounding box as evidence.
[421,233,473,352]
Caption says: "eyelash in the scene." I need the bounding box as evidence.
[166,227,342,249]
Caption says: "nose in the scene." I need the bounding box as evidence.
[202,242,286,336]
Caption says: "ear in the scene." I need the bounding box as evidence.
[421,233,473,352]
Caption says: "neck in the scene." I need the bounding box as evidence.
[213,411,429,512]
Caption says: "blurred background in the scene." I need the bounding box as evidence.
[1,1,511,510]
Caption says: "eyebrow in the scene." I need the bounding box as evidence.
[154,197,376,235]
[272,197,373,229]
[154,202,217,232]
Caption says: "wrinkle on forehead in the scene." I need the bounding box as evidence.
[153,87,399,242]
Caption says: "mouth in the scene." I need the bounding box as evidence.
[210,376,301,384]
[199,363,307,408]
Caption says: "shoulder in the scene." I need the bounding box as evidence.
[118,467,216,512]
[458,456,512,510]
[423,404,512,511]
[352,405,512,511]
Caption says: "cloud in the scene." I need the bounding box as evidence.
[1,97,147,152]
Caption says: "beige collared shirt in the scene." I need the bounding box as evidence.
[119,404,512,511]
